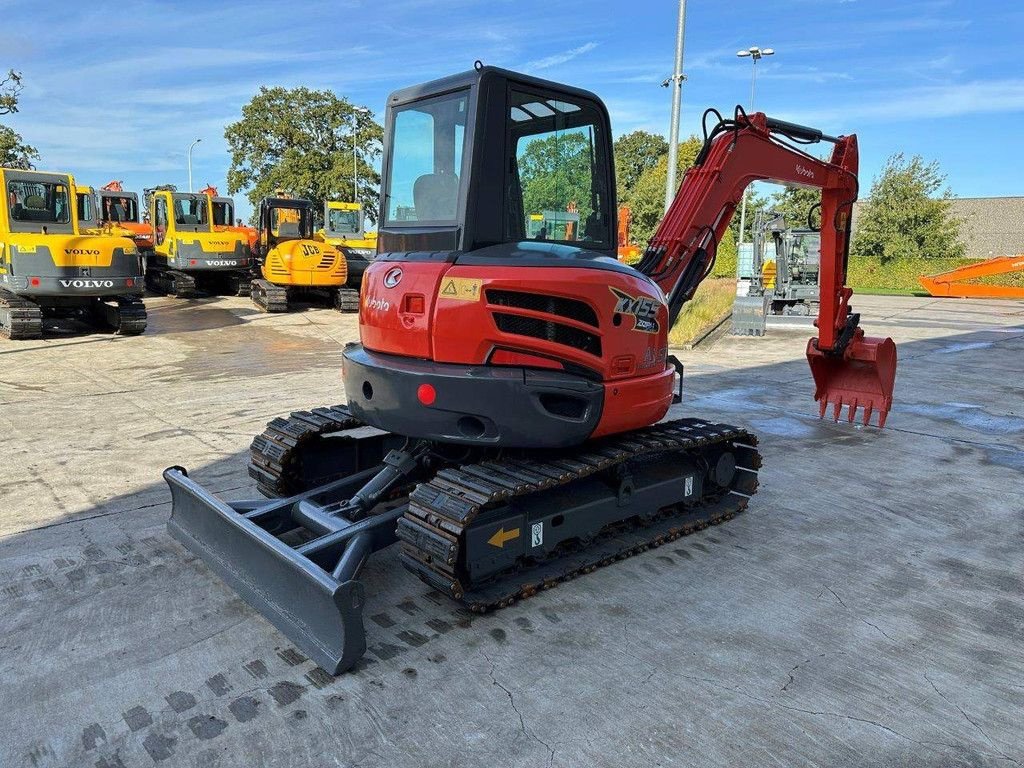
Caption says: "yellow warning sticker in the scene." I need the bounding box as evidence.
[438,277,482,302]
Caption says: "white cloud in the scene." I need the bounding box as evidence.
[525,42,599,70]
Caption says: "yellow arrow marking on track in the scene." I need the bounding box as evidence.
[487,527,520,548]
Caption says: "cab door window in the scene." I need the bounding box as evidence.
[154,198,168,245]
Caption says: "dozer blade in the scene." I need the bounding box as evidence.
[806,335,897,427]
[164,467,378,675]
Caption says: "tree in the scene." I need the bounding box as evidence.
[852,153,964,263]
[613,131,668,205]
[0,70,38,169]
[225,87,383,223]
[769,186,821,230]
[627,136,703,245]
[519,132,596,228]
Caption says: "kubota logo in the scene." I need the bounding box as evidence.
[64,248,101,255]
[59,279,115,288]
[383,267,403,289]
[795,165,815,179]
[365,297,391,312]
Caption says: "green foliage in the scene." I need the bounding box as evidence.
[613,131,668,204]
[851,153,964,263]
[224,87,383,223]
[710,228,737,278]
[769,186,821,229]
[0,70,24,116]
[627,136,702,245]
[519,132,595,226]
[0,70,37,169]
[0,125,38,169]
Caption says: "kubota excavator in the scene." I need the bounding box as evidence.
[249,196,359,312]
[164,66,898,674]
[0,168,146,338]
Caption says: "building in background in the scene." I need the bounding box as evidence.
[851,196,1024,259]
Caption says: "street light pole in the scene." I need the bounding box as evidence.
[663,0,687,213]
[187,138,202,193]
[735,46,773,245]
[351,107,370,203]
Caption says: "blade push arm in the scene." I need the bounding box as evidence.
[636,108,897,426]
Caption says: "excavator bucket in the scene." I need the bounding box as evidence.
[806,336,897,427]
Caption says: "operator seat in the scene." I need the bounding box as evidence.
[413,171,459,220]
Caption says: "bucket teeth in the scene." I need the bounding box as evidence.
[816,394,889,428]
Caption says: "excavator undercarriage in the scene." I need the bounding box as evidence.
[167,404,759,673]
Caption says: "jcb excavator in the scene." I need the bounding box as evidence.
[249,196,359,312]
[0,168,146,338]
[317,200,378,287]
[97,181,154,252]
[164,66,898,674]
[145,185,251,297]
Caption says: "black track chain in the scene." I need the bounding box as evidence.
[232,274,252,297]
[334,288,360,313]
[248,404,364,498]
[0,287,43,340]
[251,278,289,313]
[397,418,761,612]
[96,295,147,335]
[146,268,197,298]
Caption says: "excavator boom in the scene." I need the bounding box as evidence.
[919,255,1024,299]
[636,108,897,426]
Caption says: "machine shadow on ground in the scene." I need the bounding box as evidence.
[1,322,1022,768]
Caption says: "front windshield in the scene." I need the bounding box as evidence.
[327,208,360,235]
[386,89,468,223]
[102,194,138,223]
[172,195,209,229]
[270,205,312,240]
[7,180,71,224]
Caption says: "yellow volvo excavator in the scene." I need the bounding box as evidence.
[317,200,377,287]
[250,196,359,312]
[0,168,146,338]
[144,185,251,298]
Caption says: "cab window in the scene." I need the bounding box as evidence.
[7,180,71,224]
[505,90,611,247]
[385,89,469,223]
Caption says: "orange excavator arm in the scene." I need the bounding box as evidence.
[919,255,1024,299]
[636,108,897,426]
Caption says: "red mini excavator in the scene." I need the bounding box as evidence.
[164,65,897,674]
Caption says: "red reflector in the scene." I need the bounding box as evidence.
[611,355,634,375]
[403,294,425,314]
[490,350,564,370]
[417,383,436,406]
[29,277,40,287]
[190,259,197,266]
[125,278,134,287]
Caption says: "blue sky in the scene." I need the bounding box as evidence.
[3,0,1021,222]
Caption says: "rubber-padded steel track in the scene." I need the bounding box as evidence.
[0,287,43,340]
[96,295,147,335]
[251,278,289,313]
[334,288,360,313]
[248,404,366,498]
[397,418,760,612]
[146,267,198,298]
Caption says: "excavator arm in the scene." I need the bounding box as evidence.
[637,108,897,426]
